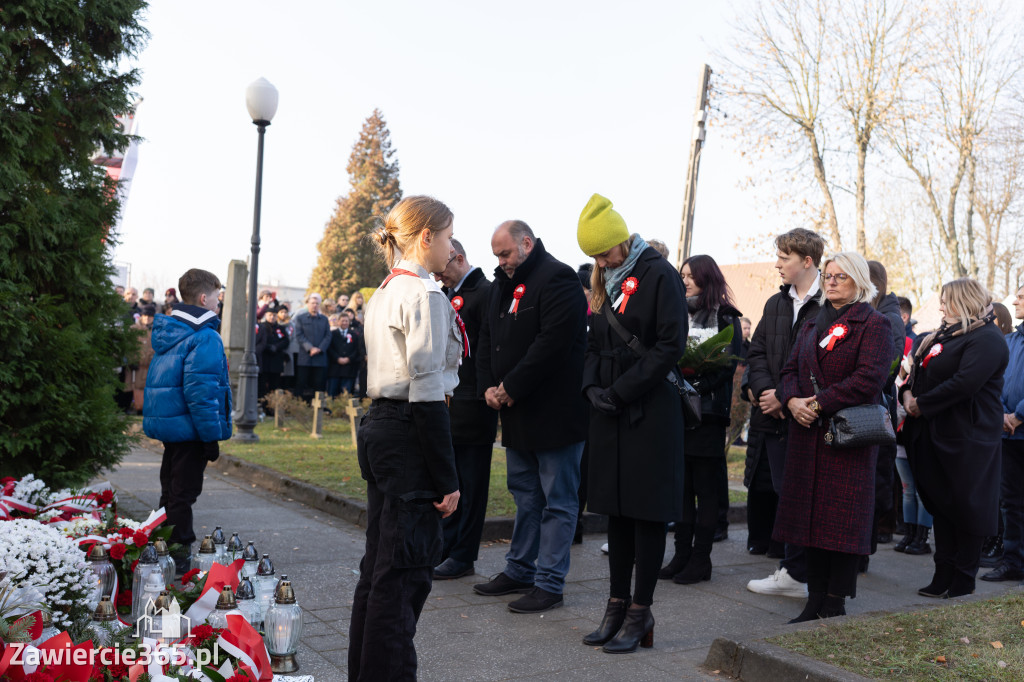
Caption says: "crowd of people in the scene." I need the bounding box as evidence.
[128,195,1020,680]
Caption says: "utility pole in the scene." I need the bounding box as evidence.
[676,64,712,270]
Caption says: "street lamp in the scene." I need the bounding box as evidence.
[234,77,278,442]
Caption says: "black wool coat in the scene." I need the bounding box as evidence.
[446,267,499,446]
[584,248,687,521]
[900,321,1008,536]
[688,303,743,425]
[257,321,290,373]
[327,327,361,379]
[477,239,588,451]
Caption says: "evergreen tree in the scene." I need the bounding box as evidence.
[0,1,147,486]
[309,109,402,297]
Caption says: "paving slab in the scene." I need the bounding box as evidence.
[104,446,1022,680]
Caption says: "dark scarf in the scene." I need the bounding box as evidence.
[686,296,717,328]
[814,301,854,338]
[906,305,996,389]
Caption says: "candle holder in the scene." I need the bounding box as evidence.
[152,540,175,587]
[90,596,124,646]
[226,533,244,562]
[264,579,302,673]
[131,543,163,623]
[241,541,259,578]
[207,586,244,629]
[235,576,261,628]
[212,526,227,564]
[195,535,218,572]
[86,544,117,603]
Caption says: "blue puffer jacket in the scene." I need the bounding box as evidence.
[143,305,232,443]
[1003,324,1024,441]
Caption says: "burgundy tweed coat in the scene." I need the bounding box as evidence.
[773,302,895,555]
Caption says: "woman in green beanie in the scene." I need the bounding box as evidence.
[577,194,687,654]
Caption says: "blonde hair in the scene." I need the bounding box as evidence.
[589,239,632,311]
[941,278,993,327]
[372,196,454,268]
[821,252,876,304]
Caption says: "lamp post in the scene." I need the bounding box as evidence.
[234,77,278,442]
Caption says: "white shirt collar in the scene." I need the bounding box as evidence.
[452,267,474,293]
[789,273,821,303]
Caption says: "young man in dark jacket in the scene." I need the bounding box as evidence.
[742,228,825,599]
[143,268,232,573]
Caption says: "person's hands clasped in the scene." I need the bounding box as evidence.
[586,386,621,416]
[787,396,819,428]
[434,490,460,518]
[494,382,514,407]
[759,389,785,419]
[903,393,922,418]
[1005,412,1022,435]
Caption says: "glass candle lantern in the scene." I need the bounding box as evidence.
[211,526,227,564]
[153,539,175,588]
[85,544,117,604]
[207,586,244,629]
[264,580,302,674]
[234,576,261,628]
[226,533,244,562]
[195,535,218,572]
[90,596,125,647]
[131,543,163,623]
[31,610,60,647]
[254,554,276,619]
[241,541,259,578]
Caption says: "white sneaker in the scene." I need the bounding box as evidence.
[746,567,808,598]
[600,543,609,555]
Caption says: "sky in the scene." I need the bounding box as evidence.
[112,0,770,295]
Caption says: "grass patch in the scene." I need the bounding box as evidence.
[769,593,1024,680]
[220,418,517,517]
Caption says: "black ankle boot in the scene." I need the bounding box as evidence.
[788,592,825,624]
[672,551,712,584]
[818,595,846,618]
[602,606,655,654]
[582,598,630,646]
[893,523,917,553]
[918,563,955,598]
[946,571,976,598]
[904,525,931,555]
[658,551,691,580]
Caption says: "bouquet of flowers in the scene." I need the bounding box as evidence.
[678,325,737,381]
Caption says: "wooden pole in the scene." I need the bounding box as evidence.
[676,64,713,270]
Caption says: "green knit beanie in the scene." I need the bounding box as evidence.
[577,193,629,256]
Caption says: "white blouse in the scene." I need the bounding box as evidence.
[364,260,463,402]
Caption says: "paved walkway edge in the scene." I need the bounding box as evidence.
[703,636,873,681]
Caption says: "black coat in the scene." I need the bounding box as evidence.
[688,303,743,425]
[901,321,1008,536]
[257,321,289,373]
[743,283,823,435]
[327,327,361,379]
[584,248,687,521]
[477,239,588,450]
[446,267,499,445]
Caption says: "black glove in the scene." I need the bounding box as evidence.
[204,441,220,462]
[586,386,622,416]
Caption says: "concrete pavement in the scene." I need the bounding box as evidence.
[107,446,1019,681]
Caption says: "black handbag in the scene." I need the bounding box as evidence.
[601,303,701,429]
[811,374,895,448]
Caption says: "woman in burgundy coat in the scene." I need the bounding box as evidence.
[775,252,895,623]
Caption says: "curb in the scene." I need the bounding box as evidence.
[703,636,873,681]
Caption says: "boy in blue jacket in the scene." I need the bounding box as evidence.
[143,268,232,573]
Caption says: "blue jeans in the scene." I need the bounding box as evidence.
[895,456,932,527]
[327,376,355,398]
[1001,440,1024,571]
[504,442,584,594]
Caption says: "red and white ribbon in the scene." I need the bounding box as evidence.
[451,295,464,312]
[922,343,943,369]
[612,277,638,314]
[819,323,849,351]
[217,615,273,681]
[184,559,245,623]
[509,284,525,314]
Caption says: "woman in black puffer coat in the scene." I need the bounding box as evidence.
[661,254,742,584]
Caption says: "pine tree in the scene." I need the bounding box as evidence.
[0,1,147,486]
[309,109,402,297]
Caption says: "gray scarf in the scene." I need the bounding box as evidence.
[604,234,649,301]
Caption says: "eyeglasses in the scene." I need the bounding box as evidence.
[444,254,457,267]
[822,273,849,283]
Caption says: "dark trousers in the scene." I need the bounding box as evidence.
[765,433,808,582]
[716,456,730,532]
[607,516,666,606]
[294,365,326,402]
[676,455,721,553]
[349,402,442,682]
[327,376,356,398]
[442,442,493,563]
[805,547,860,598]
[932,511,986,579]
[870,443,897,552]
[158,441,208,548]
[746,437,779,550]
[258,371,281,400]
[1001,440,1024,571]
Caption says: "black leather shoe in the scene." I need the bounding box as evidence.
[658,552,691,580]
[433,558,474,580]
[672,554,712,584]
[980,564,1024,582]
[603,606,655,653]
[918,564,954,598]
[788,592,825,624]
[712,528,729,543]
[508,586,563,613]
[472,572,533,596]
[582,598,630,646]
[979,535,1003,568]
[748,544,768,555]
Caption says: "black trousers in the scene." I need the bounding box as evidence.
[932,512,986,578]
[765,433,808,582]
[746,438,779,550]
[258,371,281,400]
[349,403,443,682]
[677,455,721,553]
[442,442,493,563]
[607,516,666,606]
[294,365,326,402]
[158,441,208,548]
[805,547,860,598]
